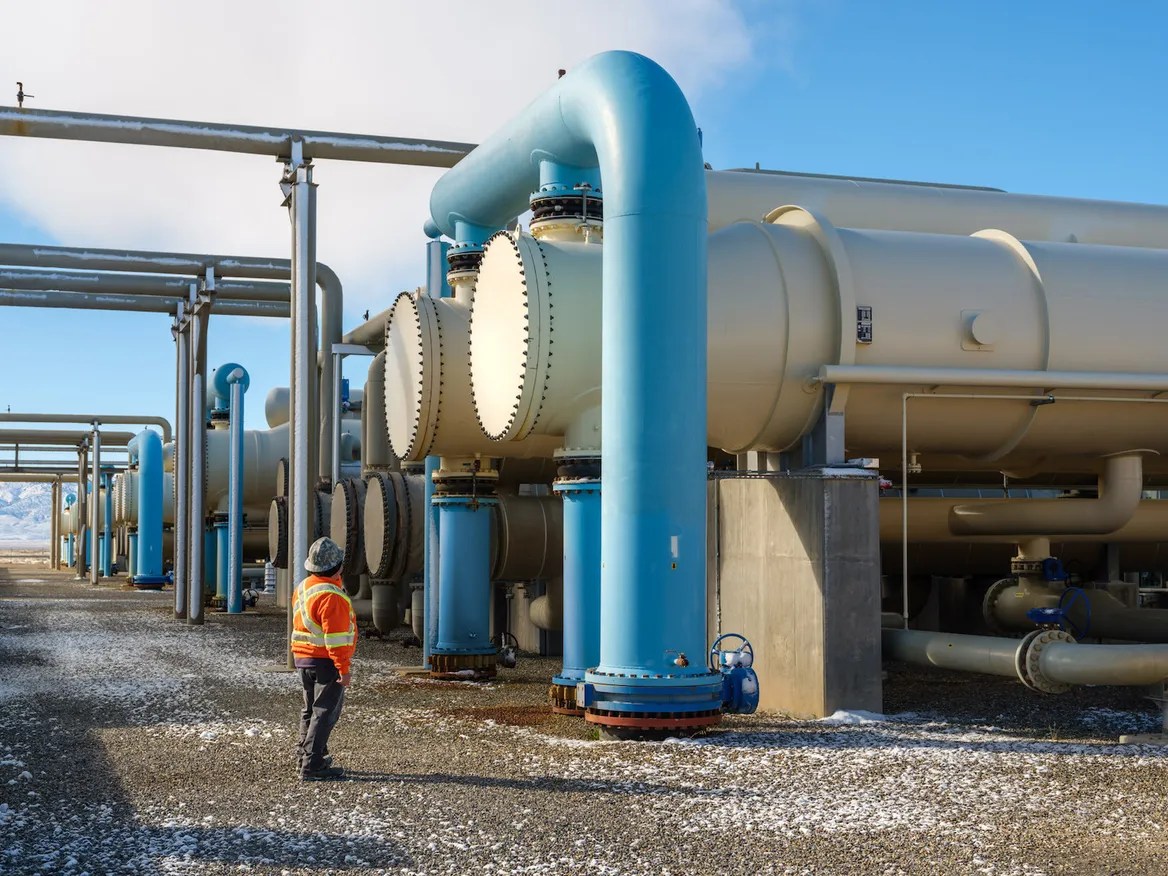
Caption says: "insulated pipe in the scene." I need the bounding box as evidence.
[174,308,190,618]
[0,268,289,303]
[883,628,1168,689]
[704,168,1168,247]
[0,290,290,317]
[226,368,247,614]
[89,428,100,585]
[882,628,1018,678]
[0,429,135,446]
[342,306,393,349]
[127,430,166,585]
[949,453,1150,536]
[0,413,173,444]
[986,583,1168,642]
[429,51,723,725]
[0,106,473,166]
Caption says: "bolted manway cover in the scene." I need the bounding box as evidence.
[383,292,437,460]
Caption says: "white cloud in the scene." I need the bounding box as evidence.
[0,0,782,319]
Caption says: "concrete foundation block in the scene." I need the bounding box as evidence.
[707,470,882,718]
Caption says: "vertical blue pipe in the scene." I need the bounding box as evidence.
[129,429,166,585]
[226,370,247,614]
[428,52,720,723]
[421,239,450,669]
[214,518,229,603]
[423,456,439,668]
[128,530,138,578]
[552,479,601,695]
[66,533,75,567]
[101,473,113,578]
[432,495,498,664]
[203,525,218,595]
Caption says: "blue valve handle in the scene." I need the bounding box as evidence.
[709,633,754,672]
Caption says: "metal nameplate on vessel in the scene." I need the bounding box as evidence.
[856,306,873,344]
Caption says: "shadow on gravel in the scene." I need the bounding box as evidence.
[0,580,414,874]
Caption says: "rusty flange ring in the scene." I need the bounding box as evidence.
[548,683,583,716]
[429,652,497,681]
[584,708,722,740]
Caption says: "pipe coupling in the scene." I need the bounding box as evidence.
[1015,628,1075,695]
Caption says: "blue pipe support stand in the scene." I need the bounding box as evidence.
[549,478,601,715]
[423,457,439,669]
[101,473,113,578]
[214,516,230,603]
[66,533,75,567]
[129,429,168,588]
[127,530,138,579]
[428,51,718,736]
[203,525,218,595]
[430,494,499,680]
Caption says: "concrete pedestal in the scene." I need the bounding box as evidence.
[706,470,882,718]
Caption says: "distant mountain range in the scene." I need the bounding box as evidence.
[0,482,52,545]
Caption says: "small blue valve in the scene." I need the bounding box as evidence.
[710,633,759,715]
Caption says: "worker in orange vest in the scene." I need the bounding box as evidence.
[292,536,357,781]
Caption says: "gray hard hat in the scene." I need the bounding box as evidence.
[305,536,344,573]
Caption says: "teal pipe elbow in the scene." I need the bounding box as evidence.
[129,429,167,586]
[210,362,250,411]
[429,52,719,729]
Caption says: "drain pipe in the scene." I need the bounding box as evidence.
[422,239,451,670]
[225,367,249,614]
[428,51,720,734]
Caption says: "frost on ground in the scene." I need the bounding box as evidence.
[2,574,1168,876]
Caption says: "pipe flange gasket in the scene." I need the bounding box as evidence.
[1017,628,1075,695]
[549,683,583,716]
[529,194,604,223]
[982,578,1016,635]
[583,708,722,739]
[429,651,497,681]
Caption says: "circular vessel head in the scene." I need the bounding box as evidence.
[383,292,440,460]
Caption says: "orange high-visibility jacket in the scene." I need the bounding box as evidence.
[291,575,357,674]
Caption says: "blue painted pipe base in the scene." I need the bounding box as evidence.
[131,574,170,590]
[579,671,724,738]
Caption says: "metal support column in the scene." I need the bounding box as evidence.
[226,368,247,613]
[173,298,190,617]
[89,426,100,585]
[284,141,317,662]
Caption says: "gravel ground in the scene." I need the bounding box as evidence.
[2,567,1167,875]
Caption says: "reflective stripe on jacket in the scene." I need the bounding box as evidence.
[291,575,357,674]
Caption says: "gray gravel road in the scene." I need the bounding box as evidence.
[2,568,1167,875]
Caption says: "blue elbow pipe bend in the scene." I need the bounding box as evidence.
[430,52,721,734]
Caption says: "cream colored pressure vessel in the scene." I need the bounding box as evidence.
[705,169,1168,247]
[382,290,562,462]
[470,215,1168,476]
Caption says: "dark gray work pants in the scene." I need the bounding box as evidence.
[297,662,345,771]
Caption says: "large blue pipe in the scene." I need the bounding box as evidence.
[128,429,167,586]
[225,368,248,614]
[429,52,719,725]
[422,242,450,669]
[215,517,229,603]
[431,494,498,677]
[101,472,112,577]
[66,532,75,567]
[551,479,601,712]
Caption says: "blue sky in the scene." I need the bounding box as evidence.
[0,1,1164,451]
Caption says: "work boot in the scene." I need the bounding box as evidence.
[300,764,345,782]
[297,753,333,771]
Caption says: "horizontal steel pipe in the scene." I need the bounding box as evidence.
[0,289,289,317]
[0,413,172,443]
[882,628,1018,678]
[0,429,135,446]
[0,269,289,302]
[0,107,474,167]
[819,365,1168,392]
